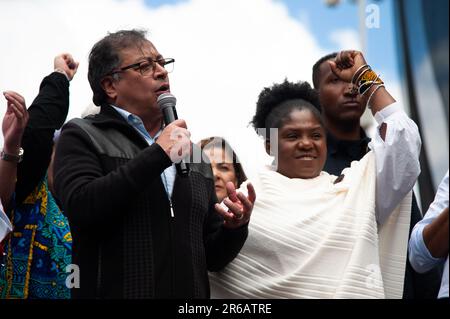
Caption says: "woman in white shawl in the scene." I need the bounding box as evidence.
[211,50,421,299]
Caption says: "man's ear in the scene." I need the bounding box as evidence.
[265,140,272,156]
[101,76,118,101]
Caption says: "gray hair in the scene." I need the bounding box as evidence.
[88,29,149,106]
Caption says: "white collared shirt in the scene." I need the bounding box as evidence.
[369,102,422,225]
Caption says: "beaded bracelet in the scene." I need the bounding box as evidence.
[351,64,371,85]
[358,69,383,95]
[358,68,379,86]
[359,73,382,95]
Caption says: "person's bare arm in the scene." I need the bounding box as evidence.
[0,92,28,210]
[423,207,449,258]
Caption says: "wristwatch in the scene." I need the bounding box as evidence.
[1,147,24,163]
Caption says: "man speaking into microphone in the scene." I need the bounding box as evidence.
[53,29,255,299]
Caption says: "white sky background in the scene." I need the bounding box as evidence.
[0,0,403,178]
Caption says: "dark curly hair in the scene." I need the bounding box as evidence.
[88,29,150,106]
[251,79,322,140]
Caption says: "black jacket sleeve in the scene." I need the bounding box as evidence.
[53,121,173,229]
[15,72,69,204]
[204,181,249,271]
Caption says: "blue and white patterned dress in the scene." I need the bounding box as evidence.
[0,176,72,299]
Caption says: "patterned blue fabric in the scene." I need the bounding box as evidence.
[0,176,72,299]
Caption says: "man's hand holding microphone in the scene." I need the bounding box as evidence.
[156,93,190,176]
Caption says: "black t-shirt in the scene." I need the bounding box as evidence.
[323,129,370,176]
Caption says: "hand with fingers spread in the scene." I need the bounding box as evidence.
[215,181,256,229]
[54,53,79,81]
[328,50,367,83]
[2,91,29,155]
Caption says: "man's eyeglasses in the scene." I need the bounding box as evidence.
[109,57,175,77]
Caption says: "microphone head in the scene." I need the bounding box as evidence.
[157,92,177,111]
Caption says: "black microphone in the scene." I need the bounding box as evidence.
[157,93,190,176]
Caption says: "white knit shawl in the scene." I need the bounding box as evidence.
[210,151,411,299]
